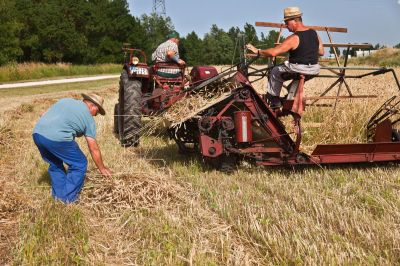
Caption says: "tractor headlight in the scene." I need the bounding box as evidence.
[132,57,140,65]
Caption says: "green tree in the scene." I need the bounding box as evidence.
[15,0,139,64]
[349,47,357,57]
[16,0,88,63]
[329,47,340,56]
[202,25,234,65]
[180,31,204,65]
[228,26,242,44]
[0,0,23,65]
[243,23,259,45]
[259,30,284,49]
[139,13,175,61]
[84,0,138,63]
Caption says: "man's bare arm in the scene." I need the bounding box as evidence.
[317,34,324,56]
[246,35,299,57]
[85,136,112,177]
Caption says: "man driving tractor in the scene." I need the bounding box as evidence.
[151,30,186,78]
[246,6,324,108]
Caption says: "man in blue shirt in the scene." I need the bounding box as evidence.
[33,93,112,203]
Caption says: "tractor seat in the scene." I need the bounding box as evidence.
[152,62,184,83]
[155,71,181,78]
[281,73,316,82]
[153,72,183,84]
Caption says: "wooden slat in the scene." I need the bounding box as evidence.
[323,43,372,48]
[319,59,336,63]
[255,22,347,33]
[272,42,372,49]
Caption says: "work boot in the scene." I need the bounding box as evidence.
[265,93,282,109]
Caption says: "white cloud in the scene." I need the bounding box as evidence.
[398,0,400,4]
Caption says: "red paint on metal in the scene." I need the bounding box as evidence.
[291,75,305,116]
[311,142,400,163]
[373,119,392,142]
[190,66,218,83]
[199,134,223,157]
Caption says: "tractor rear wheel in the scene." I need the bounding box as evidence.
[117,70,142,147]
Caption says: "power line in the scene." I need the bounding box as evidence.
[153,0,166,17]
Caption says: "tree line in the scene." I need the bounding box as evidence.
[1,0,397,67]
[0,0,282,66]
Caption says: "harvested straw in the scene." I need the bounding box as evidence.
[80,171,185,213]
[163,76,241,124]
[0,125,14,147]
[122,74,244,143]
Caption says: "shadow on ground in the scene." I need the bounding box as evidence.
[38,170,51,186]
[140,139,400,176]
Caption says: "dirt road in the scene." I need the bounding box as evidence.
[0,76,119,114]
[0,75,119,89]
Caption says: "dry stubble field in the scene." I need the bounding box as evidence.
[1,67,400,265]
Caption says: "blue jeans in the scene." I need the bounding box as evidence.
[33,133,88,203]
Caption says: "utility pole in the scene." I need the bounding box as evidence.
[153,0,166,17]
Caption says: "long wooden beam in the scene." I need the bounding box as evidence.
[323,43,372,49]
[255,22,347,33]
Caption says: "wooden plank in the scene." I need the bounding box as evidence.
[323,43,372,48]
[319,59,336,63]
[273,42,372,50]
[246,53,286,58]
[255,22,347,33]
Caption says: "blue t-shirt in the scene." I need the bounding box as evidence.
[33,98,96,142]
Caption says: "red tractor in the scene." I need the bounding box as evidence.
[114,48,219,147]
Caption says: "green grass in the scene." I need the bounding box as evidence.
[16,200,89,265]
[0,62,121,83]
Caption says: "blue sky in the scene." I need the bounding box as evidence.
[128,0,400,47]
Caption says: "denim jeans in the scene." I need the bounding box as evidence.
[33,133,88,203]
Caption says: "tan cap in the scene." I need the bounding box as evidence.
[82,93,105,115]
[284,6,302,21]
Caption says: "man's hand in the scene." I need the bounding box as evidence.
[86,137,113,178]
[99,167,113,178]
[246,43,258,54]
[178,59,186,65]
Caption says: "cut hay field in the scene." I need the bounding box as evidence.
[1,67,400,264]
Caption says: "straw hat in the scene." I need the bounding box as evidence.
[284,6,302,21]
[82,93,105,115]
